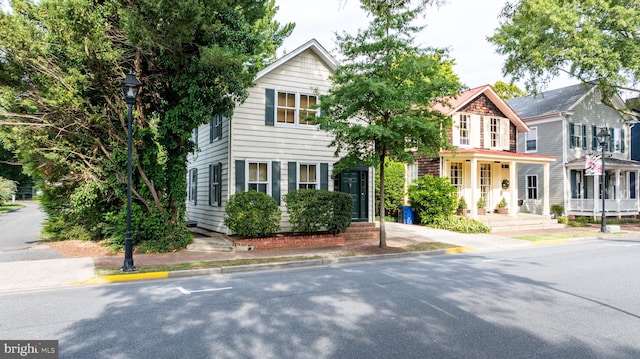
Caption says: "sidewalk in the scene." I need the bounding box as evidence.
[2,222,637,293]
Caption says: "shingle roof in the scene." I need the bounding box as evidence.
[506,83,595,119]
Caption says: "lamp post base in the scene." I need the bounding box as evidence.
[121,261,137,272]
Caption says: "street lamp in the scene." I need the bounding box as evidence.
[121,70,141,272]
[597,128,610,233]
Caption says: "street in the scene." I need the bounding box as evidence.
[1,239,639,358]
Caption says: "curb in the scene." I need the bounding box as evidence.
[100,247,472,284]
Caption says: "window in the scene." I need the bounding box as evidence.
[570,123,586,149]
[480,164,491,206]
[459,115,470,146]
[298,163,318,189]
[526,175,538,200]
[210,114,222,142]
[490,118,500,147]
[247,161,269,194]
[188,168,198,204]
[192,128,198,146]
[525,127,537,152]
[209,163,222,206]
[276,91,318,126]
[450,162,463,196]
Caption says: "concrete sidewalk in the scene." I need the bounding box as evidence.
[2,222,636,293]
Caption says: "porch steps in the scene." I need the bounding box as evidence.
[187,227,235,252]
[477,213,565,233]
[344,222,380,241]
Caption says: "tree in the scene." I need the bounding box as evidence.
[375,161,405,220]
[0,0,292,250]
[318,1,463,248]
[493,81,527,100]
[489,0,640,103]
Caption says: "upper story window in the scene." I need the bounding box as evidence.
[570,123,586,149]
[525,127,537,152]
[209,163,222,206]
[276,91,318,126]
[459,115,470,146]
[490,118,500,148]
[298,163,318,189]
[210,114,223,142]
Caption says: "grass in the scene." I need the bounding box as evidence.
[513,231,599,242]
[0,203,23,214]
[95,241,456,276]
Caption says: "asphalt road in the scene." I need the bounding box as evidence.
[1,238,639,358]
[0,201,62,262]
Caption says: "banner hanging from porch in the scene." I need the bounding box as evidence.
[585,155,602,176]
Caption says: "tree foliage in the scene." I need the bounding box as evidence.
[493,81,527,100]
[374,160,405,219]
[0,0,292,251]
[317,1,463,247]
[489,0,640,101]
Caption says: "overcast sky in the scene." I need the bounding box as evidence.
[274,0,575,92]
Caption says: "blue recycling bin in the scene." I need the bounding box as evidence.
[402,206,414,225]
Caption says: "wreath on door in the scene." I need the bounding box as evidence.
[501,179,510,190]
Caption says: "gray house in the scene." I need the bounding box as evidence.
[507,83,640,218]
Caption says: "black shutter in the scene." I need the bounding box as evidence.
[235,160,245,193]
[592,125,598,149]
[621,128,625,153]
[320,163,329,190]
[570,170,577,198]
[272,161,281,205]
[265,89,275,126]
[288,162,297,193]
[570,124,575,148]
[581,125,587,149]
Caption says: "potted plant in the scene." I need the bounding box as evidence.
[550,204,564,219]
[477,196,486,215]
[456,197,469,216]
[496,197,508,214]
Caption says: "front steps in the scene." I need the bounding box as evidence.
[476,213,565,233]
[344,222,380,241]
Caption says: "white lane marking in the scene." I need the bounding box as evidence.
[176,286,233,295]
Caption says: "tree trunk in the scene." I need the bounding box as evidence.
[379,151,387,248]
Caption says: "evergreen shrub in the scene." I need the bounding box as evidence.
[284,189,353,234]
[225,191,281,237]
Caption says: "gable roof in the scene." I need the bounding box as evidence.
[254,39,337,81]
[505,83,595,119]
[434,84,529,132]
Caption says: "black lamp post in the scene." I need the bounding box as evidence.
[121,70,141,272]
[597,128,610,233]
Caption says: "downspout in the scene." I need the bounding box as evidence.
[561,112,569,218]
[226,114,233,236]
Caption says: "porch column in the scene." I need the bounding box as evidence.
[510,160,517,217]
[542,163,550,216]
[615,168,621,217]
[470,159,478,218]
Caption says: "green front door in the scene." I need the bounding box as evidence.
[339,170,368,222]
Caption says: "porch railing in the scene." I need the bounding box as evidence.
[569,199,638,215]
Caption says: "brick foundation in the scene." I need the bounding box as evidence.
[233,233,345,250]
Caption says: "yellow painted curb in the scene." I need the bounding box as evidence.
[445,247,476,254]
[104,272,169,283]
[532,238,569,246]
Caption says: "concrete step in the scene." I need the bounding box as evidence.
[344,222,379,241]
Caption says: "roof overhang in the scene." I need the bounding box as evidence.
[566,157,640,170]
[440,148,556,165]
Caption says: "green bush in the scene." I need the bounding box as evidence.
[0,177,17,205]
[408,175,457,224]
[102,203,192,253]
[284,189,353,234]
[428,214,492,234]
[550,204,564,216]
[225,191,281,237]
[375,161,405,219]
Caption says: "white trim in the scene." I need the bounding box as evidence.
[255,39,338,81]
[526,174,539,200]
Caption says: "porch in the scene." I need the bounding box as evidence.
[569,199,639,218]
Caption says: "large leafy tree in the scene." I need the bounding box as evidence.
[0,0,292,251]
[318,0,463,248]
[489,0,640,103]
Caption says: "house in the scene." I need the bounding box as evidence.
[412,84,556,218]
[185,39,374,234]
[507,83,640,218]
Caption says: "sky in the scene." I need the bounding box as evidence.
[274,0,575,92]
